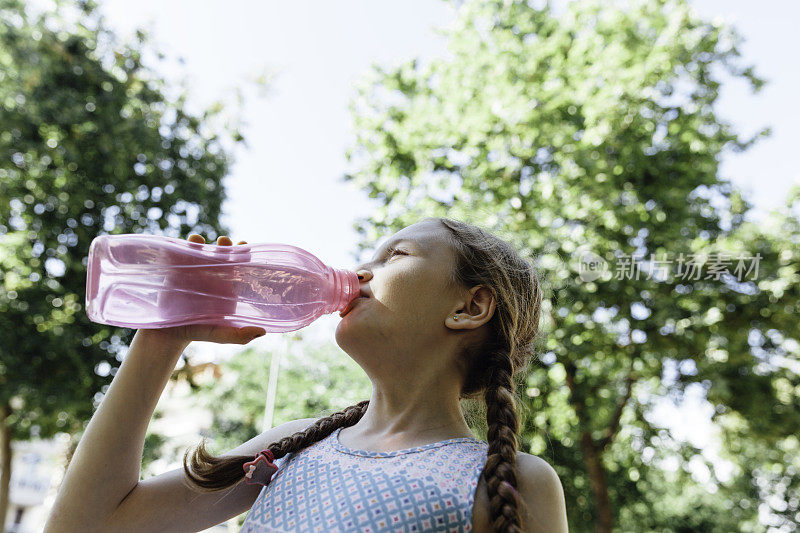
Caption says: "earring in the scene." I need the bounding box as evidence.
[453,315,458,320]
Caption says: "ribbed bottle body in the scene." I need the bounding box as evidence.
[85,234,360,332]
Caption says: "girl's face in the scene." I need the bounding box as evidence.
[335,219,468,375]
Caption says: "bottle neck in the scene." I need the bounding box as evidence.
[327,268,360,314]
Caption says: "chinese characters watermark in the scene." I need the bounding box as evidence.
[575,250,762,283]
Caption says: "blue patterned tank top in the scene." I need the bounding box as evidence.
[240,426,490,532]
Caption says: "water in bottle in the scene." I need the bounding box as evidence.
[85,234,360,332]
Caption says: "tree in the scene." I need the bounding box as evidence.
[0,0,243,524]
[192,338,372,455]
[342,0,798,530]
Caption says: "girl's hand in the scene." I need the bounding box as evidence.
[137,234,267,345]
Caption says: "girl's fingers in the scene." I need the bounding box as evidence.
[186,234,245,246]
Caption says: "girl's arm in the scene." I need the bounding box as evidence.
[103,416,320,532]
[45,329,190,531]
[47,234,265,531]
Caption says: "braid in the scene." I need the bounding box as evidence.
[482,348,525,532]
[183,400,370,492]
[433,215,542,531]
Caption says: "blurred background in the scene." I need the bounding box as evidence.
[1,0,798,531]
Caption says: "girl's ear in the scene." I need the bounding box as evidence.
[463,286,496,325]
[447,286,494,330]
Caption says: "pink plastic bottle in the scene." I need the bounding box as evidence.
[85,234,360,332]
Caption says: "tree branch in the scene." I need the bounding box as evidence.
[598,366,636,452]
[564,360,595,447]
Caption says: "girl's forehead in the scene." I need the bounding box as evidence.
[389,221,448,248]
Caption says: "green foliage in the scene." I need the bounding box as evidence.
[0,0,240,446]
[194,339,372,456]
[141,431,168,478]
[343,0,799,529]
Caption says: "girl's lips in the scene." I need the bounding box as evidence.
[339,297,365,317]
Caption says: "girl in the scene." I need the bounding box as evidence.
[47,217,567,532]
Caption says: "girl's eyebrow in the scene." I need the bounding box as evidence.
[372,238,422,261]
[357,239,423,271]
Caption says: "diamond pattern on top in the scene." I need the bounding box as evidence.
[241,427,489,532]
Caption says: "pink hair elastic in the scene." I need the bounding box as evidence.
[243,449,278,487]
[501,480,519,499]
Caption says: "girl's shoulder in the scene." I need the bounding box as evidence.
[472,452,567,533]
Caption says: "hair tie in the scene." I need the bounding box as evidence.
[501,480,519,500]
[243,449,278,487]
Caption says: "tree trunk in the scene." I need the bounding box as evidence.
[580,431,613,533]
[0,402,12,533]
[564,362,616,532]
